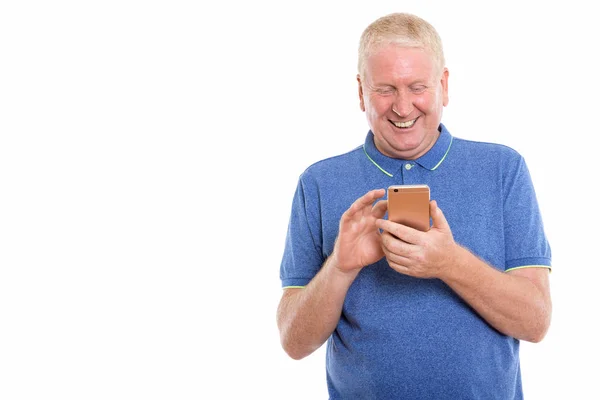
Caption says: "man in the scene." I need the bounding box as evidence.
[277,12,551,399]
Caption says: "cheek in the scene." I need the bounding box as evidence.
[415,93,439,113]
[367,96,393,116]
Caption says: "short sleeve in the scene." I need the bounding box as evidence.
[503,155,552,271]
[279,176,325,288]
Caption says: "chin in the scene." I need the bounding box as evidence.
[392,135,422,149]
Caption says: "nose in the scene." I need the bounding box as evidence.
[392,92,413,118]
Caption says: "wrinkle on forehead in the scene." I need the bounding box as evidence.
[363,44,441,85]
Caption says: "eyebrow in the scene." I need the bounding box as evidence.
[371,78,430,87]
[370,83,395,89]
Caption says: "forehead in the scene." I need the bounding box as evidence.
[365,44,436,84]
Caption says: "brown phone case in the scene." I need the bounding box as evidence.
[387,185,430,232]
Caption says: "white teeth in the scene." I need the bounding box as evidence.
[393,118,417,128]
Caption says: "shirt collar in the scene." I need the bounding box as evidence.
[363,123,453,176]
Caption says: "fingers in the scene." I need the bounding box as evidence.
[430,200,450,231]
[371,199,388,219]
[380,232,415,270]
[376,218,421,245]
[376,200,449,241]
[345,189,385,219]
[380,231,415,257]
[385,254,413,271]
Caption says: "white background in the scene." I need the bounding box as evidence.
[1,1,598,399]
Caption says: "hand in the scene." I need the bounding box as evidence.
[375,200,458,279]
[332,189,387,273]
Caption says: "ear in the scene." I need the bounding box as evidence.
[441,68,449,107]
[357,74,365,112]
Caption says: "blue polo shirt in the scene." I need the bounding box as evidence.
[280,123,551,399]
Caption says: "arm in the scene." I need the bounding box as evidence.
[440,250,551,342]
[376,201,552,342]
[276,258,358,360]
[277,189,387,360]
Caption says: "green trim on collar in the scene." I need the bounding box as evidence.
[430,136,453,171]
[363,145,393,177]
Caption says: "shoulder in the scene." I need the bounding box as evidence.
[452,136,523,161]
[447,136,536,198]
[448,136,527,176]
[298,144,364,183]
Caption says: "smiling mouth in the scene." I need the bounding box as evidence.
[390,116,419,129]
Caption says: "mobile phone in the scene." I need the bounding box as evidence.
[387,184,430,232]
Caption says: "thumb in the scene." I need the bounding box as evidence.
[372,199,388,219]
[430,200,450,231]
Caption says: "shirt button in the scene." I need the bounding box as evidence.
[405,164,413,170]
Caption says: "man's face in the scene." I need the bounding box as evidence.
[358,44,449,160]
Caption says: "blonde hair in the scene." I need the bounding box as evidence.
[358,12,445,77]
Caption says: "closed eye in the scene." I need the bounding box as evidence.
[373,86,396,95]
